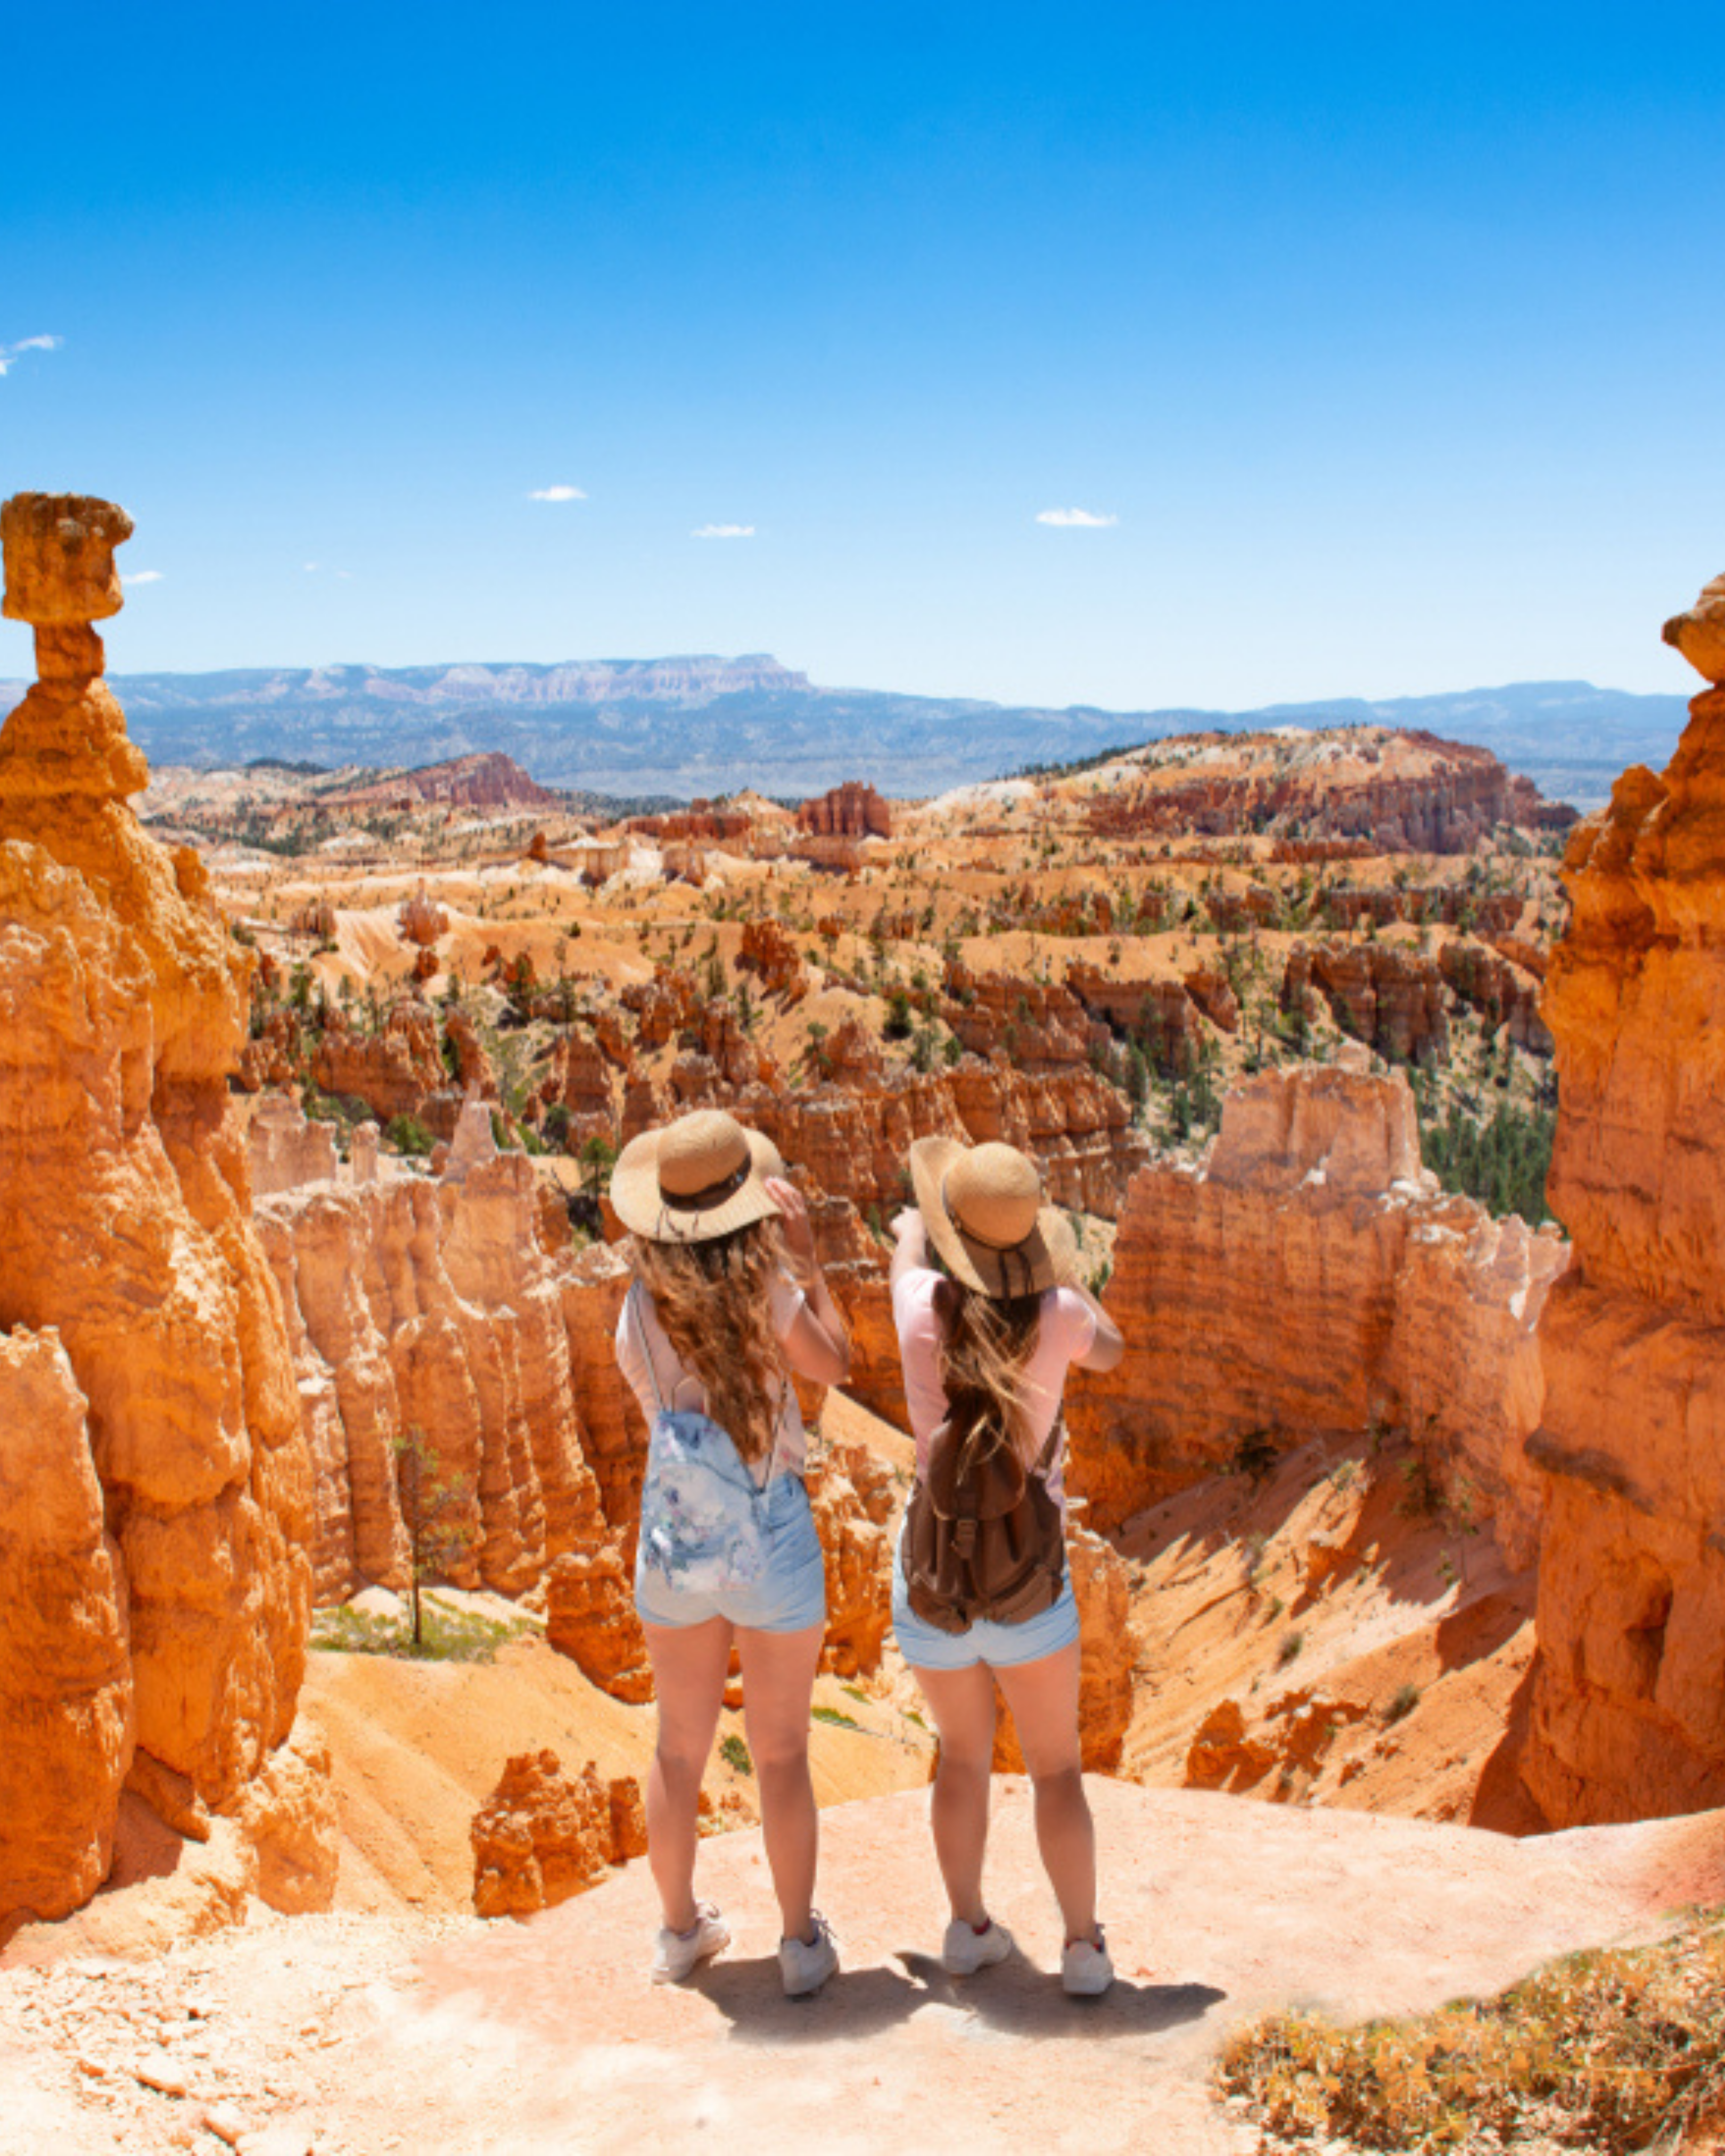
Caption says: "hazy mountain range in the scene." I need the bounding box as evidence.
[0,654,1691,810]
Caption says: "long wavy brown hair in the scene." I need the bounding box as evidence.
[932,1273,1045,1466]
[629,1219,788,1463]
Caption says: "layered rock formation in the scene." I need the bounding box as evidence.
[1523,582,1725,1823]
[257,1158,615,1600]
[546,1544,654,1701]
[993,1525,1135,1775]
[798,779,891,840]
[0,1331,133,1923]
[0,492,323,1924]
[327,752,560,814]
[397,884,448,946]
[1067,1063,1566,1563]
[1283,941,1451,1066]
[1083,728,1572,851]
[470,1750,645,1919]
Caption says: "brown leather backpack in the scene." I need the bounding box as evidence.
[902,1402,1065,1635]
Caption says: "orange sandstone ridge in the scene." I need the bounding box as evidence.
[0,495,329,1933]
[1522,577,1725,1824]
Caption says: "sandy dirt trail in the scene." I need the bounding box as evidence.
[5,1782,1720,2156]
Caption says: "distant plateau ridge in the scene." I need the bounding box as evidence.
[0,653,1689,809]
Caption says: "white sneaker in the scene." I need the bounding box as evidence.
[651,1901,730,1984]
[941,1916,1015,1976]
[1061,1926,1114,1997]
[779,1912,840,1997]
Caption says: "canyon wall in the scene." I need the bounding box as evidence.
[0,493,325,1928]
[1066,1061,1565,1567]
[257,1133,618,1601]
[1522,592,1725,1824]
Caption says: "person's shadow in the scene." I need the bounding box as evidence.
[693,1948,1225,2045]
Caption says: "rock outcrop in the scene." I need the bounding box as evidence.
[806,1441,896,1677]
[1283,941,1451,1066]
[470,1750,644,1919]
[0,1330,133,1924]
[546,1544,654,1702]
[311,999,448,1123]
[0,492,321,1924]
[798,780,891,840]
[993,1524,1135,1775]
[1523,583,1725,1824]
[397,884,448,947]
[1083,728,1570,851]
[248,1093,340,1195]
[1067,1065,1565,1562]
[258,1160,617,1601]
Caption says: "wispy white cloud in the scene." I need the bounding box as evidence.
[121,570,165,586]
[303,562,321,573]
[529,484,587,502]
[0,333,63,377]
[1035,507,1118,528]
[692,523,755,540]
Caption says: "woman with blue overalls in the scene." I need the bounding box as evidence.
[611,1109,851,1995]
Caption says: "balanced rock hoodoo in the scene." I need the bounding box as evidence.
[0,493,329,1930]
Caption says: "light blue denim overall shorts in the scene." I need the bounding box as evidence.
[630,1289,826,1633]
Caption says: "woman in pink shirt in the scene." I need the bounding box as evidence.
[890,1135,1123,1995]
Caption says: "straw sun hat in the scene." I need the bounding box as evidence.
[909,1135,1077,1299]
[609,1108,784,1244]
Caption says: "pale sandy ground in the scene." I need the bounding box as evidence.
[4,1783,1722,2156]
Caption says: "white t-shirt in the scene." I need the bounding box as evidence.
[890,1266,1098,1510]
[615,1273,810,1479]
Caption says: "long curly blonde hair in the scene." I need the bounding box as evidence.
[629,1219,788,1463]
[932,1274,1045,1465]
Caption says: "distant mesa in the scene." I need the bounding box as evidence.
[323,751,561,814]
[0,651,1689,810]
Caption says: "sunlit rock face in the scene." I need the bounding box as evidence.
[1524,590,1725,1825]
[257,1162,615,1601]
[1065,1063,1564,1571]
[0,492,321,1926]
[0,1329,134,1922]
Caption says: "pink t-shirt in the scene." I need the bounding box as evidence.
[615,1274,809,1478]
[890,1268,1097,1509]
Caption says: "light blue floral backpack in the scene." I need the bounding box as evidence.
[632,1285,789,1596]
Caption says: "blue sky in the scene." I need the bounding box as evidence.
[3,3,1720,709]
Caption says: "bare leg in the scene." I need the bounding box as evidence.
[993,1640,1096,1943]
[642,1615,733,1932]
[737,1620,825,1941]
[912,1661,998,1928]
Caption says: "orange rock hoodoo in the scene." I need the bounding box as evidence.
[1522,577,1725,1824]
[0,493,326,1929]
[470,1749,646,1919]
[797,779,892,840]
[1067,1064,1566,1569]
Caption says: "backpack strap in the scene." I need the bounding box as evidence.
[1031,1413,1065,1482]
[628,1282,669,1418]
[632,1280,791,1495]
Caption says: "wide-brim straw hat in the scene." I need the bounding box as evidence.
[610,1108,784,1244]
[909,1135,1077,1299]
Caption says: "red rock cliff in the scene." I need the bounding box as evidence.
[0,493,323,1926]
[1523,580,1725,1825]
[1066,1063,1565,1567]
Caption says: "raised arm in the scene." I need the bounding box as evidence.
[888,1206,929,1289]
[1072,1282,1124,1373]
[765,1175,851,1386]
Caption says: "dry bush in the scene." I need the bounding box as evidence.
[1217,1907,1725,2152]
